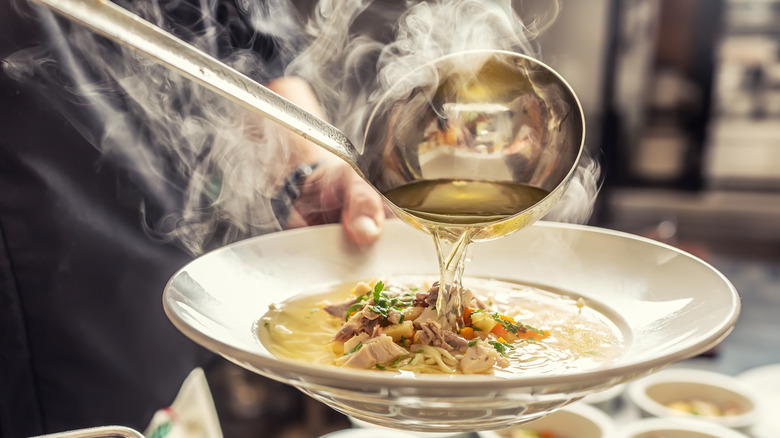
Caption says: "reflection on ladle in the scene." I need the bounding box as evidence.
[34,0,585,330]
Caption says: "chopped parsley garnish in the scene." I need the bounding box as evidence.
[364,281,408,318]
[468,339,478,347]
[488,340,514,355]
[345,302,364,321]
[375,364,386,370]
[344,342,363,355]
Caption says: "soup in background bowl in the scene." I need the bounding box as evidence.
[627,368,760,431]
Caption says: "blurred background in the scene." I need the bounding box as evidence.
[207,0,780,436]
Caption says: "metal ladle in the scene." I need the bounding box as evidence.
[33,0,585,240]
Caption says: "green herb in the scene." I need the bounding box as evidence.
[345,302,364,321]
[375,364,386,370]
[522,324,546,336]
[399,314,405,324]
[488,340,514,356]
[468,339,478,347]
[344,342,363,355]
[391,355,403,367]
[373,281,384,303]
[366,281,407,318]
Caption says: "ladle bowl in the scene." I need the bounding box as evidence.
[362,50,584,240]
[33,0,584,240]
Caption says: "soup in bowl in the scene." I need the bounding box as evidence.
[163,220,739,432]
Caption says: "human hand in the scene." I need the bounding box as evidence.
[285,158,387,246]
[266,77,387,245]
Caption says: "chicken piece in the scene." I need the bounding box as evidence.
[322,298,358,319]
[414,283,439,308]
[335,334,408,369]
[412,307,438,328]
[413,320,469,352]
[343,333,370,353]
[332,307,381,342]
[386,308,403,324]
[459,342,504,374]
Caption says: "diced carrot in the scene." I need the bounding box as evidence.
[463,307,476,326]
[490,324,509,338]
[459,327,476,340]
[498,314,516,324]
[539,431,556,438]
[516,329,550,341]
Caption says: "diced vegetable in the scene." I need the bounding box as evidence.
[458,327,476,340]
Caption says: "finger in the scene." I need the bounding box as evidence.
[341,176,386,246]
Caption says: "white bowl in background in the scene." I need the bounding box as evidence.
[737,363,780,438]
[627,368,760,431]
[348,417,463,438]
[478,403,617,438]
[620,418,750,438]
[319,429,419,438]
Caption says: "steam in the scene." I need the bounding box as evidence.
[544,153,602,224]
[3,0,598,254]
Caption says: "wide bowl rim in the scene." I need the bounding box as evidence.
[163,220,741,389]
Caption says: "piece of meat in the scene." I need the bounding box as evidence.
[332,307,381,342]
[322,298,358,319]
[414,283,439,308]
[459,342,503,374]
[343,333,370,353]
[335,334,408,369]
[412,307,439,328]
[413,320,469,352]
[441,330,469,351]
[386,308,403,324]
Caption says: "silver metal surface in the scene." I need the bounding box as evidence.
[363,50,585,240]
[33,0,584,239]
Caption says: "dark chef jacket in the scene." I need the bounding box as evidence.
[0,1,279,436]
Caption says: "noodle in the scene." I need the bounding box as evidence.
[257,276,624,375]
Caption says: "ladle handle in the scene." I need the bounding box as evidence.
[31,0,360,165]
